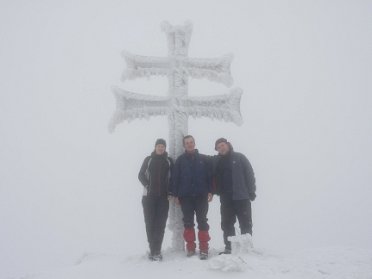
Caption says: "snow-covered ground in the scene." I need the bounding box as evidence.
[12,246,372,279]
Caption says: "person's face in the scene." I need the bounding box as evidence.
[183,137,196,152]
[216,142,230,155]
[155,144,166,155]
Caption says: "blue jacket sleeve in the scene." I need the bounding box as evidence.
[204,155,213,193]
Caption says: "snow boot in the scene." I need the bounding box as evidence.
[184,228,196,257]
[198,230,210,260]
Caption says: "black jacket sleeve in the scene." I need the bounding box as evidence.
[167,157,174,194]
[138,157,150,187]
[241,154,256,194]
[209,155,219,194]
[169,156,180,197]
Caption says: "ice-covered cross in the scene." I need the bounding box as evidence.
[109,21,243,250]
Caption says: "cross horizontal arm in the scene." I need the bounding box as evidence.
[108,86,170,132]
[184,54,233,86]
[122,52,233,86]
[121,51,170,81]
[183,88,243,125]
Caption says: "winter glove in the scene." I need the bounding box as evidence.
[249,192,256,201]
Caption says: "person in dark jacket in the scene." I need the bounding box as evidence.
[213,138,256,254]
[138,138,173,261]
[170,135,213,260]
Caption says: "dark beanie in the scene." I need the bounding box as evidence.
[215,138,228,150]
[155,138,166,147]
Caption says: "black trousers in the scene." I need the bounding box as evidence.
[179,196,209,231]
[220,193,252,249]
[142,195,169,255]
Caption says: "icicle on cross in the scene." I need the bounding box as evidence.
[109,21,243,160]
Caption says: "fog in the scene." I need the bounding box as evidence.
[0,0,371,277]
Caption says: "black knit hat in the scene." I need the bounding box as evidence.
[215,138,228,150]
[155,138,166,147]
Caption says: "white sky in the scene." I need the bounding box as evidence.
[0,0,371,277]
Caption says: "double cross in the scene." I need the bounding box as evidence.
[109,21,243,159]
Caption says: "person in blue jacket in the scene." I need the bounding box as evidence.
[213,138,256,254]
[169,135,213,260]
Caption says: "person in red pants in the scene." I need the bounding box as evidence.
[169,135,213,260]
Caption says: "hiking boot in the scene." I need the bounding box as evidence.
[218,248,232,255]
[199,251,208,260]
[187,250,196,257]
[151,254,163,261]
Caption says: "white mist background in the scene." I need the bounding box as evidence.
[0,0,371,277]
